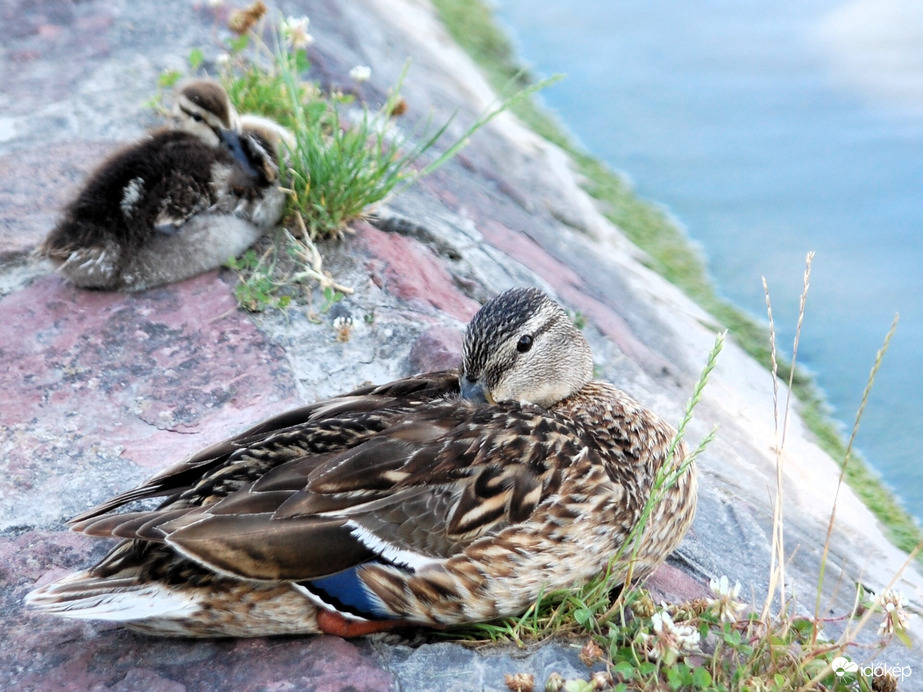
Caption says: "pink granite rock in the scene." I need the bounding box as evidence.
[408,325,464,373]
[357,221,479,322]
[0,272,299,530]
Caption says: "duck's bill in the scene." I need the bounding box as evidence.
[219,129,260,178]
[459,378,495,404]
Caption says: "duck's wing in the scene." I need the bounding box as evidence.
[150,137,221,233]
[70,371,461,524]
[151,176,213,234]
[70,396,583,584]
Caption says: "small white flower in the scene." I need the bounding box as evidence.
[636,610,700,666]
[349,65,372,83]
[282,16,314,50]
[709,575,740,599]
[874,588,910,636]
[708,575,745,622]
[216,52,231,67]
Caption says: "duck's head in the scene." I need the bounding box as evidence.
[171,78,241,147]
[460,287,594,408]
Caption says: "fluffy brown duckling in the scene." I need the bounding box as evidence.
[39,79,286,291]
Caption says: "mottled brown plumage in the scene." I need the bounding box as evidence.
[26,288,697,637]
[39,79,286,291]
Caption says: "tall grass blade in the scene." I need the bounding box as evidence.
[761,252,813,622]
[813,313,899,627]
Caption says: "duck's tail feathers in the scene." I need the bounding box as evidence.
[25,571,199,622]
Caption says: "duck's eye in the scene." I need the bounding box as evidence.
[191,113,204,123]
[516,334,534,353]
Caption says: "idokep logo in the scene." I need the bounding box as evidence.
[831,657,858,676]
[831,656,912,681]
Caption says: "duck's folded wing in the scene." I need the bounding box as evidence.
[152,169,214,233]
[71,401,576,585]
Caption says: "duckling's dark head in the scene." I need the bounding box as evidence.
[171,78,240,147]
[461,287,594,408]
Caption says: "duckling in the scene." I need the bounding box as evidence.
[26,287,697,638]
[39,79,286,291]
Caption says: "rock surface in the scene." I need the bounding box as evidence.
[1,0,920,690]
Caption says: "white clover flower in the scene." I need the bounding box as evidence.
[216,52,231,67]
[282,16,314,50]
[708,574,745,622]
[636,610,700,666]
[875,588,910,636]
[349,65,372,83]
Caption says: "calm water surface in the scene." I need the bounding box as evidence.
[495,1,923,520]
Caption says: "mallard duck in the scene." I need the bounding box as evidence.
[26,287,697,638]
[39,79,286,291]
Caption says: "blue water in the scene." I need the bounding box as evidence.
[495,1,923,521]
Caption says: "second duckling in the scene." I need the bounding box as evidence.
[40,79,286,291]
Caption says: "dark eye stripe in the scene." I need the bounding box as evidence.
[180,106,222,139]
[526,312,559,344]
[180,106,210,125]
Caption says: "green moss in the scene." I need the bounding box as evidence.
[432,0,922,558]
